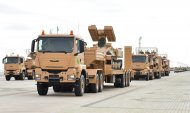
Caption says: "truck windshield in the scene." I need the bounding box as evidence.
[4,57,19,64]
[132,56,146,63]
[37,37,74,53]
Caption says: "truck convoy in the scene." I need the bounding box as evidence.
[131,47,167,80]
[2,55,26,81]
[30,25,132,96]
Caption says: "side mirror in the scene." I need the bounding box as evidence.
[31,39,36,52]
[2,58,5,64]
[79,40,84,53]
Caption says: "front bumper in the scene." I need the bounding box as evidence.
[35,68,79,83]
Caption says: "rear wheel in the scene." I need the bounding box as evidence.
[146,73,149,81]
[154,72,158,79]
[37,82,48,95]
[120,74,125,88]
[5,76,11,81]
[98,73,103,92]
[126,73,130,87]
[75,75,85,96]
[114,75,120,88]
[91,74,99,93]
[149,72,154,80]
[158,72,161,79]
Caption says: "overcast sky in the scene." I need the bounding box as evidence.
[0,0,190,69]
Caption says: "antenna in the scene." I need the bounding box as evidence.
[57,26,59,34]
[139,36,142,49]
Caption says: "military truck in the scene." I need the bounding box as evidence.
[2,55,26,81]
[86,25,132,90]
[160,54,170,76]
[132,47,162,80]
[131,53,154,81]
[31,25,131,96]
[24,58,35,80]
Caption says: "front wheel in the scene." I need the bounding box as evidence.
[6,76,11,81]
[37,82,48,95]
[75,75,85,96]
[20,71,25,80]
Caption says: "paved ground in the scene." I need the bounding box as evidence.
[0,71,190,113]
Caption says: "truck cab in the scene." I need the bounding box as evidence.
[132,54,153,80]
[2,55,26,81]
[31,31,87,96]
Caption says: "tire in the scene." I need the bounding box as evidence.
[98,73,103,92]
[154,72,158,79]
[149,74,153,80]
[126,73,130,87]
[6,76,11,81]
[91,74,99,93]
[146,73,149,81]
[75,75,85,96]
[20,71,25,80]
[53,85,61,92]
[158,73,161,79]
[37,82,48,95]
[114,75,120,88]
[120,74,125,88]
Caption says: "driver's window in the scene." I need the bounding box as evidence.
[20,58,23,63]
[38,40,43,51]
[76,40,80,53]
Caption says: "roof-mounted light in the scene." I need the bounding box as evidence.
[70,30,73,35]
[41,30,45,35]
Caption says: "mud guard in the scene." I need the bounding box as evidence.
[86,69,102,84]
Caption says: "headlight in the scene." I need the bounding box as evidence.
[67,75,76,80]
[35,74,41,80]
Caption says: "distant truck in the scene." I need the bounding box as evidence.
[24,58,35,80]
[160,55,170,76]
[2,55,26,81]
[30,25,132,96]
[131,54,154,80]
[131,47,163,80]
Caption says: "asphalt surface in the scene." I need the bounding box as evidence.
[0,71,190,113]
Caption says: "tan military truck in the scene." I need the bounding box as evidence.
[30,25,131,96]
[2,55,26,81]
[86,25,132,90]
[24,58,35,80]
[131,54,154,81]
[160,54,170,76]
[132,47,162,80]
